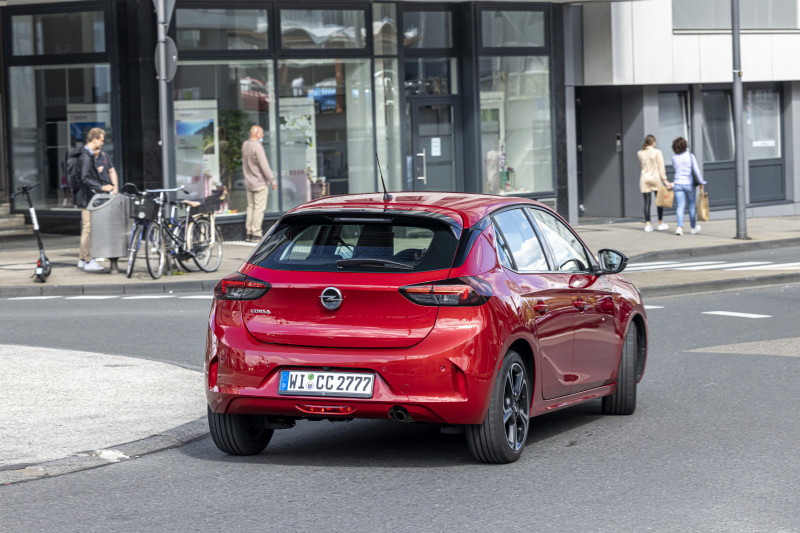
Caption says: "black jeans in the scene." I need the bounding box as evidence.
[643,192,664,223]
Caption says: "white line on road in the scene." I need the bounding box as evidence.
[66,295,119,300]
[626,261,725,272]
[7,296,63,300]
[703,311,772,319]
[644,305,664,309]
[726,262,800,271]
[178,295,213,299]
[677,262,773,271]
[121,295,176,299]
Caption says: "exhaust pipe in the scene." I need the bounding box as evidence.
[388,405,413,422]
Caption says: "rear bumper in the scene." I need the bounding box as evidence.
[205,304,504,425]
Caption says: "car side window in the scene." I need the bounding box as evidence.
[492,209,549,272]
[527,208,590,272]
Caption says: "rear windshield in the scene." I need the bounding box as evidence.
[249,215,459,272]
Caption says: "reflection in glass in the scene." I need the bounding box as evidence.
[404,58,457,96]
[173,61,277,214]
[479,56,551,195]
[673,0,798,30]
[277,59,374,211]
[403,11,452,48]
[493,209,548,271]
[375,59,402,191]
[746,89,781,160]
[9,65,112,210]
[281,10,366,50]
[701,91,734,163]
[657,92,689,162]
[373,4,398,55]
[481,10,545,48]
[12,11,105,55]
[176,9,268,50]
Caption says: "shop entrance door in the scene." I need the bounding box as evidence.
[408,100,461,192]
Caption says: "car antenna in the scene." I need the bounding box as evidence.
[376,153,392,202]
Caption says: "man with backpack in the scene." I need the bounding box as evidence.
[68,127,113,272]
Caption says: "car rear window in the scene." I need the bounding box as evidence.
[249,215,459,272]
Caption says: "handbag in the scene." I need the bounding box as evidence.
[655,184,674,208]
[690,153,703,187]
[697,190,710,222]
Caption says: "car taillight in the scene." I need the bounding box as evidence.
[214,273,270,300]
[399,277,492,306]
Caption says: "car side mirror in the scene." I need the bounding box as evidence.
[596,249,628,274]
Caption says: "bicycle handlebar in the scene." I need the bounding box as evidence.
[145,185,186,194]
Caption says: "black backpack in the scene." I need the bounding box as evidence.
[64,148,83,195]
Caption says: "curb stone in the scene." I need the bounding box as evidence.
[0,418,208,486]
[630,237,800,262]
[639,272,800,298]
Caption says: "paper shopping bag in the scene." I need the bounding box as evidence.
[697,191,710,222]
[656,185,674,208]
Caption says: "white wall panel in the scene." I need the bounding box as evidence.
[611,3,634,84]
[698,35,732,83]
[631,0,674,84]
[671,35,701,83]
[583,4,614,85]
[771,35,800,81]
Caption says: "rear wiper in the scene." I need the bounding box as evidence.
[336,258,413,270]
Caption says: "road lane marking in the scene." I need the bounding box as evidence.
[178,295,213,299]
[66,295,119,300]
[7,296,63,300]
[644,305,664,309]
[727,262,800,271]
[626,261,724,272]
[690,337,800,357]
[703,311,772,319]
[121,295,176,299]
[676,261,772,271]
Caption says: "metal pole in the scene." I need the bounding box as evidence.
[731,0,748,239]
[157,0,170,189]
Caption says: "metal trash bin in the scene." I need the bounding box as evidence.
[88,193,129,261]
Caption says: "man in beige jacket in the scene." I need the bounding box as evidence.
[242,125,277,242]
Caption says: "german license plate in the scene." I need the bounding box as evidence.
[278,370,374,398]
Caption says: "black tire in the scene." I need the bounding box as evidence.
[126,224,142,278]
[207,406,273,456]
[144,222,166,279]
[466,350,531,464]
[602,324,638,415]
[174,221,199,272]
[192,218,223,272]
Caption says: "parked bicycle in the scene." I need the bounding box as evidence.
[137,185,224,279]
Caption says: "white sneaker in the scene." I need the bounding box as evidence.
[675,227,683,236]
[644,225,654,232]
[657,223,669,231]
[691,225,701,235]
[83,259,105,272]
[77,260,86,269]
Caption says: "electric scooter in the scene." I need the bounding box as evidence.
[10,182,51,283]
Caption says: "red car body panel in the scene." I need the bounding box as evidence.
[205,193,648,426]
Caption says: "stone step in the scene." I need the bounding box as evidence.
[0,226,32,237]
[0,213,28,229]
[0,203,10,216]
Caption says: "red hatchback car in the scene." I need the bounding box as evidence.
[206,193,647,463]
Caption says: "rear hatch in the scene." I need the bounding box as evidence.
[240,212,461,349]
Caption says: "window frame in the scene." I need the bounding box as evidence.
[525,206,595,274]
[490,206,552,273]
[476,4,549,56]
[174,2,271,57]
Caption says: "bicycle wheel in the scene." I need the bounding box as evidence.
[175,220,199,272]
[192,217,223,272]
[144,223,166,279]
[126,224,143,278]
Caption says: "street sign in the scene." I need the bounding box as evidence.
[154,36,178,83]
[152,0,176,28]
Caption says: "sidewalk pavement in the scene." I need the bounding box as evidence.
[2,214,799,484]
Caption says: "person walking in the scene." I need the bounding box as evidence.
[671,137,707,236]
[637,134,671,232]
[70,127,113,271]
[242,125,277,242]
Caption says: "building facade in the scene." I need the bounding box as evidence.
[2,0,799,236]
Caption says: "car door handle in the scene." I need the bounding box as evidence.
[534,301,549,315]
[573,298,589,311]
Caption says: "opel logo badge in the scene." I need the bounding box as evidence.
[320,287,343,311]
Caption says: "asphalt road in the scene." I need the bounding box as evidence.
[1,284,799,531]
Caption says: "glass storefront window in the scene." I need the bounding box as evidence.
[280,10,366,50]
[373,3,398,56]
[173,61,277,215]
[176,9,268,50]
[277,59,374,210]
[481,10,545,48]
[746,89,781,160]
[657,92,689,162]
[403,11,452,49]
[702,91,734,163]
[404,58,458,96]
[673,0,798,30]
[479,56,551,195]
[9,65,113,210]
[375,58,402,191]
[12,12,105,55]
